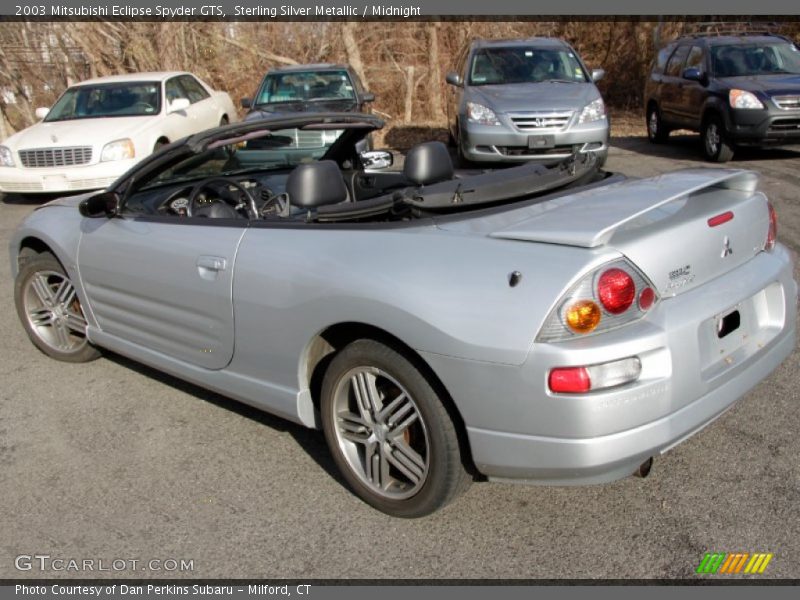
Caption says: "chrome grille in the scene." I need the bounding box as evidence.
[509,111,573,131]
[274,128,343,149]
[773,96,800,110]
[18,146,93,168]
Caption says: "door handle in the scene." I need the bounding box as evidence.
[197,256,227,271]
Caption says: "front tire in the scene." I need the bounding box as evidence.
[14,253,100,363]
[702,115,734,162]
[321,340,469,517]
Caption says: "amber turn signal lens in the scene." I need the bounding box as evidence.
[565,300,601,334]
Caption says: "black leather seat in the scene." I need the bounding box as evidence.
[286,160,348,209]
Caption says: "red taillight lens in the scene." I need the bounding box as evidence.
[766,202,777,251]
[597,268,635,314]
[548,367,590,393]
[638,286,655,311]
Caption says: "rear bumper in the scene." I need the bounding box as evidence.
[460,117,609,163]
[422,245,797,483]
[0,160,134,194]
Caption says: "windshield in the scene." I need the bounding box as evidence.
[711,43,800,76]
[44,82,161,121]
[142,126,346,189]
[469,47,589,85]
[255,70,356,105]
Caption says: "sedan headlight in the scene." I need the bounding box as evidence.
[729,89,764,109]
[101,139,135,162]
[466,102,501,126]
[578,98,606,124]
[0,145,14,167]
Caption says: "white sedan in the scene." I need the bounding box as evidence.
[0,71,237,194]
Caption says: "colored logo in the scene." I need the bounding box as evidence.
[696,552,773,574]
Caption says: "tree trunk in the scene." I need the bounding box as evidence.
[342,22,368,90]
[427,23,445,123]
[403,66,415,123]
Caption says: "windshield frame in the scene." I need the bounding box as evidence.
[710,42,800,77]
[44,81,163,122]
[253,69,357,106]
[468,46,590,86]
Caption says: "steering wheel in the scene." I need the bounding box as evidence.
[186,177,259,219]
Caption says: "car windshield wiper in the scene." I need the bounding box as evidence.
[543,79,583,84]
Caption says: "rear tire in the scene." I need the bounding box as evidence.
[702,115,734,162]
[15,253,100,363]
[646,104,670,143]
[321,339,470,517]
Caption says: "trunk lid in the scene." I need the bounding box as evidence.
[488,169,769,297]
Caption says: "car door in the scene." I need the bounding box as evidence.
[78,212,244,370]
[178,74,218,131]
[162,76,197,140]
[660,44,691,124]
[678,45,708,129]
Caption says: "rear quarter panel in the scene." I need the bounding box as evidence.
[227,223,615,395]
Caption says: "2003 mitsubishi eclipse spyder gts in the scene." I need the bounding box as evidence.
[10,113,796,517]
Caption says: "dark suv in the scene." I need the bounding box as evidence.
[644,32,800,161]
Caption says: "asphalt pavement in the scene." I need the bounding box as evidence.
[1,134,799,580]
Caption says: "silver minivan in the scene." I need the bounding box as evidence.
[446,38,609,165]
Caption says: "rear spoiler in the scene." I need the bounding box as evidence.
[489,169,758,248]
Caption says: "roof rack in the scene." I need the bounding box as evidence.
[679,21,786,38]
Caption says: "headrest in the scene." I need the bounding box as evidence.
[286,160,348,208]
[403,141,454,186]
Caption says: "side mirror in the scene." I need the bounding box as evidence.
[360,150,393,170]
[35,107,50,120]
[591,68,606,82]
[361,92,375,103]
[445,72,463,87]
[79,191,119,218]
[167,97,191,113]
[682,67,703,82]
[240,97,252,109]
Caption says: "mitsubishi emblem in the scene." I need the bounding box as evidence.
[721,236,733,258]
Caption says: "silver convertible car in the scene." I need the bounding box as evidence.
[10,113,796,517]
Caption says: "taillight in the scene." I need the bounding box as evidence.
[597,268,635,314]
[549,357,642,394]
[537,259,659,343]
[765,202,777,251]
[548,367,590,393]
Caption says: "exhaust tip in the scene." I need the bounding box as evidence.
[634,457,654,478]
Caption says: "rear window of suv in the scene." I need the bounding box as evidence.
[710,43,800,77]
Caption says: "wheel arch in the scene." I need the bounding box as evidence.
[15,235,67,278]
[300,321,477,475]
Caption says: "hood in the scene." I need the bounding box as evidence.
[4,116,157,150]
[717,73,800,95]
[467,82,597,113]
[37,190,96,210]
[246,99,358,121]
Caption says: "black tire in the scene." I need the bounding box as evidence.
[701,114,734,163]
[321,339,470,517]
[14,253,101,363]
[646,104,670,143]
